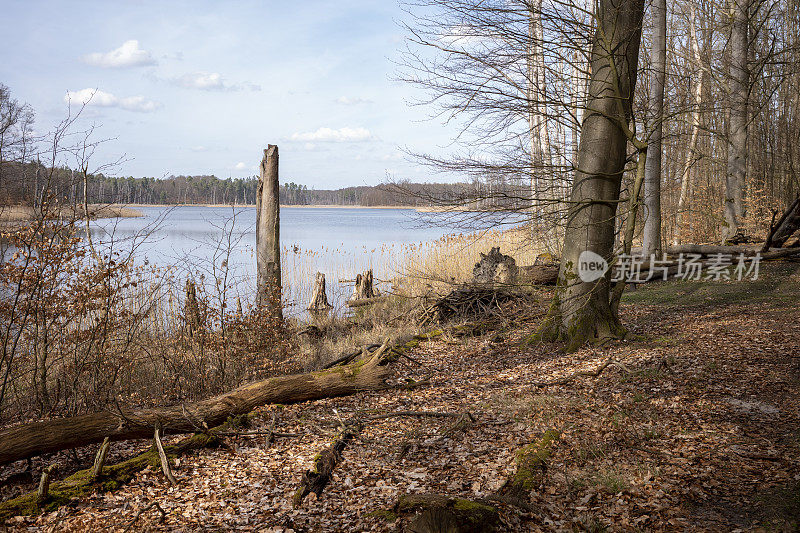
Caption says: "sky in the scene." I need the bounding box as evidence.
[0,0,455,188]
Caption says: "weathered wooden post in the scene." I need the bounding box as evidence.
[256,145,283,320]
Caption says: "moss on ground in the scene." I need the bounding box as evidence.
[621,262,800,308]
[509,429,560,493]
[0,432,220,521]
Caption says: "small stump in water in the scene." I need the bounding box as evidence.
[307,272,333,313]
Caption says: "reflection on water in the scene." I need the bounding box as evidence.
[89,206,454,315]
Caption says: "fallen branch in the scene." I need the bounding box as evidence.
[124,502,167,532]
[293,420,361,507]
[0,352,394,466]
[394,493,501,532]
[154,424,177,485]
[532,359,616,387]
[292,410,470,507]
[763,196,800,250]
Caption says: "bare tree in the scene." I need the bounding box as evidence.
[642,0,667,256]
[536,0,646,349]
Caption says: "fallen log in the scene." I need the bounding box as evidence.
[630,244,762,256]
[0,354,393,466]
[293,420,361,507]
[499,429,559,499]
[763,196,800,250]
[518,264,559,285]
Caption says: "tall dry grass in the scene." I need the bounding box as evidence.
[396,225,550,297]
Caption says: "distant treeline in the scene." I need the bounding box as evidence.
[0,161,467,207]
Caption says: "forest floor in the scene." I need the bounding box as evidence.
[2,261,800,532]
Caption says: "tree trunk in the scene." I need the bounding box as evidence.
[0,354,392,466]
[642,0,666,257]
[674,3,705,245]
[538,0,646,351]
[765,196,800,248]
[256,145,282,320]
[724,0,750,242]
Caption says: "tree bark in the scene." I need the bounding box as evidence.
[723,0,750,242]
[642,0,666,257]
[764,196,800,248]
[674,3,705,245]
[256,145,282,320]
[0,354,392,466]
[538,0,646,351]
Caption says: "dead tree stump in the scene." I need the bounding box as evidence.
[256,145,283,321]
[473,247,518,285]
[348,269,378,305]
[307,272,332,312]
[184,279,202,337]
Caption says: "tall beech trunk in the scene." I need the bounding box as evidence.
[642,0,666,257]
[724,0,750,242]
[528,0,552,207]
[256,145,282,320]
[538,0,645,351]
[0,355,392,466]
[674,3,705,245]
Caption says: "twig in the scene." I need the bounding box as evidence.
[532,358,616,387]
[215,430,300,438]
[124,502,167,531]
[363,410,470,422]
[154,423,177,485]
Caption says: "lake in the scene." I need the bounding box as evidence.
[90,205,456,315]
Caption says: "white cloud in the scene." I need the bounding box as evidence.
[336,96,372,105]
[82,40,156,68]
[65,88,160,113]
[190,146,208,152]
[291,127,372,143]
[175,72,227,90]
[234,162,248,170]
[173,72,261,92]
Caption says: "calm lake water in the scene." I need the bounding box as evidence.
[90,205,455,315]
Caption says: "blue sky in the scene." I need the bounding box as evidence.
[0,0,454,188]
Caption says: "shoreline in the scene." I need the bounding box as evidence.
[0,205,144,225]
[124,203,422,210]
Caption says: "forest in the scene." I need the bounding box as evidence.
[0,160,465,207]
[1,0,799,531]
